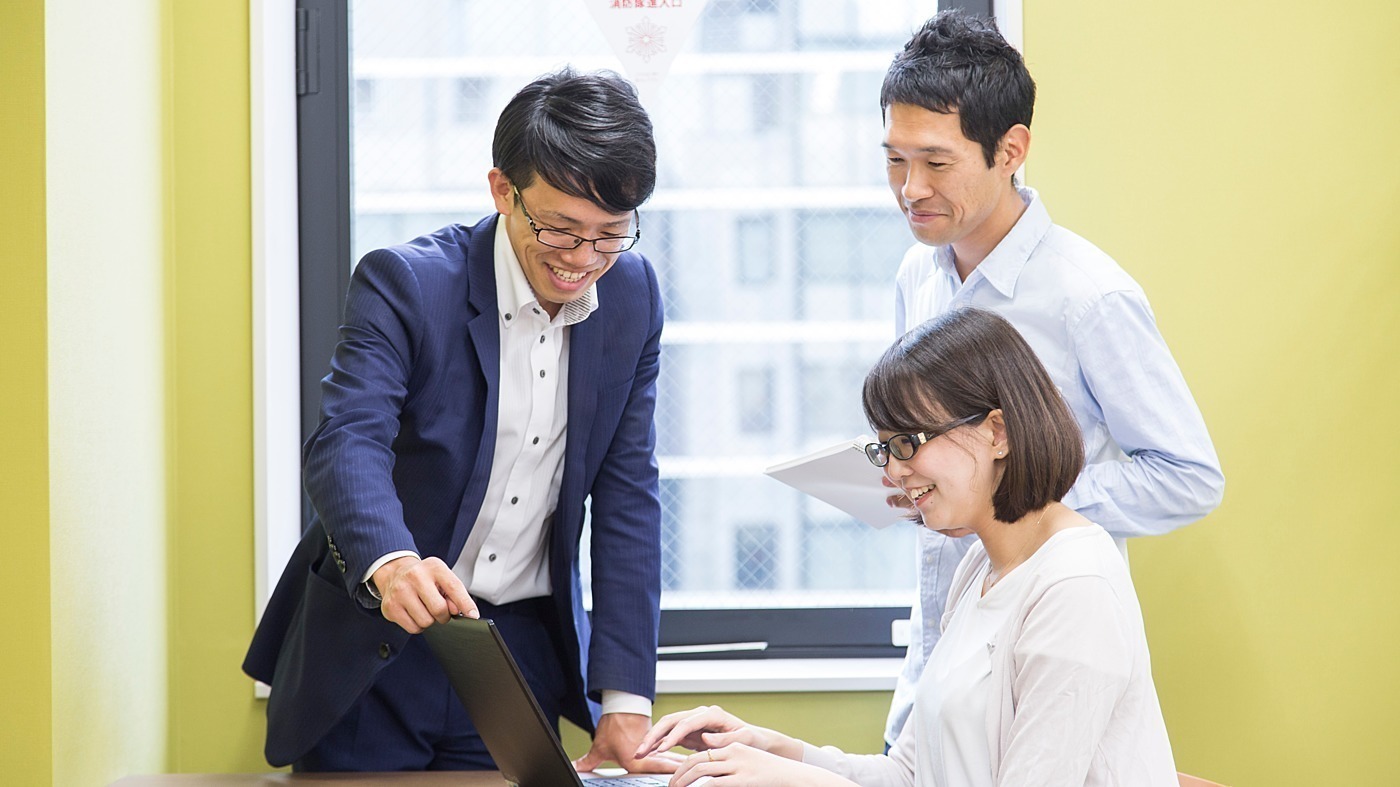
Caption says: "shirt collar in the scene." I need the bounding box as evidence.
[493,217,599,329]
[933,186,1052,298]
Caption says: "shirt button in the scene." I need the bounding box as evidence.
[533,307,541,315]
[532,436,540,445]
[505,313,512,321]
[511,496,519,505]
[378,643,391,659]
[488,553,498,562]
[539,369,546,378]
[539,335,545,344]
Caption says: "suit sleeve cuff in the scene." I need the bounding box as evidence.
[600,690,652,718]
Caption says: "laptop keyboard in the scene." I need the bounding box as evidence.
[588,778,670,786]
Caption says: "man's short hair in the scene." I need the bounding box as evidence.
[862,308,1083,524]
[492,68,656,214]
[881,10,1036,167]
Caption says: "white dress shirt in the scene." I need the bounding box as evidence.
[450,222,591,604]
[366,220,649,717]
[885,188,1224,746]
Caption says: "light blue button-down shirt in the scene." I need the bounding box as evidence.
[883,187,1225,746]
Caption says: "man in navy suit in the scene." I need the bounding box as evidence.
[244,68,675,775]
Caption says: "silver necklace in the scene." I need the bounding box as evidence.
[983,507,1049,592]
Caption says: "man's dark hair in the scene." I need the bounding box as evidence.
[881,10,1035,167]
[862,308,1083,524]
[492,68,656,214]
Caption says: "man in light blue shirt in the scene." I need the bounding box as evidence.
[880,11,1225,747]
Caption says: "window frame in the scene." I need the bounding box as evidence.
[250,0,304,626]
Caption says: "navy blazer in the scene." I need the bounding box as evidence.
[243,215,663,767]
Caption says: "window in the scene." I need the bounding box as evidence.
[355,78,376,116]
[734,522,780,590]
[283,0,1014,663]
[736,366,775,433]
[734,215,775,285]
[452,77,489,124]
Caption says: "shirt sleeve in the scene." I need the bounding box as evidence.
[599,690,652,717]
[1063,290,1225,537]
[802,720,915,787]
[997,575,1134,786]
[361,550,420,584]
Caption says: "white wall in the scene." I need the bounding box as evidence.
[47,0,169,782]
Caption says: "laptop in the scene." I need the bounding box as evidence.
[423,616,671,787]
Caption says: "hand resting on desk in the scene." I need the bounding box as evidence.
[574,712,683,775]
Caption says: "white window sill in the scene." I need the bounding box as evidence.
[257,659,903,699]
[657,658,902,694]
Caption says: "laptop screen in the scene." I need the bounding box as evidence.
[422,616,669,787]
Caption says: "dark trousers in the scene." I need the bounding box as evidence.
[295,596,570,772]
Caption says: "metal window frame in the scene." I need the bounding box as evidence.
[295,0,352,460]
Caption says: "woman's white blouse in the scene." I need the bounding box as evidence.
[802,524,1177,787]
[915,542,1029,787]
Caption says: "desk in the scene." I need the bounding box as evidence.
[111,773,505,786]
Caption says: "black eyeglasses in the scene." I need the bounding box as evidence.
[512,186,640,253]
[864,412,988,468]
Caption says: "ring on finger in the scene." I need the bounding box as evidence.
[706,750,714,763]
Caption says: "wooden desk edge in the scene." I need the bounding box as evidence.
[109,772,507,786]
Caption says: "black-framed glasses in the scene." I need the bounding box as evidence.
[512,186,640,253]
[864,412,988,468]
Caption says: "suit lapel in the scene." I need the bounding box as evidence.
[563,313,601,507]
[450,216,504,561]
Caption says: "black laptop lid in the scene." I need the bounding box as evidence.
[423,616,585,787]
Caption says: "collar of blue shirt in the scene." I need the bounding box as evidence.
[933,186,1053,299]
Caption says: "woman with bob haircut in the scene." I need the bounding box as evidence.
[637,308,1177,786]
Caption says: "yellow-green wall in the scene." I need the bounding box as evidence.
[14,0,1400,784]
[559,692,893,763]
[1,1,53,784]
[164,0,266,773]
[1026,1,1400,783]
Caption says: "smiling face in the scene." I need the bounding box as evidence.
[488,169,637,318]
[879,409,1008,538]
[882,103,1027,262]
